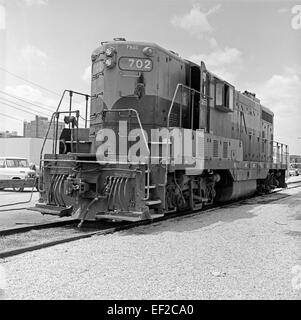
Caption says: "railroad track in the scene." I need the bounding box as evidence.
[0,219,78,237]
[1,180,301,259]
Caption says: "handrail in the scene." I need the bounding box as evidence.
[39,90,67,192]
[102,108,150,160]
[272,141,289,166]
[163,84,290,187]
[167,83,201,128]
[39,90,90,193]
[102,108,151,200]
[164,84,202,186]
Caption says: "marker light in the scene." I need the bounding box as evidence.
[143,47,154,57]
[105,58,115,68]
[105,47,115,57]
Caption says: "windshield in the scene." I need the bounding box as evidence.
[6,159,29,168]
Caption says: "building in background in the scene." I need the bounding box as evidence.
[23,116,65,139]
[0,116,65,166]
[0,130,19,138]
[0,137,54,166]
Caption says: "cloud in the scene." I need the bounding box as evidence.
[171,3,221,38]
[251,67,301,153]
[189,47,243,84]
[190,47,242,67]
[171,3,241,83]
[208,37,218,49]
[255,67,301,116]
[82,66,91,83]
[21,0,48,6]
[21,45,48,65]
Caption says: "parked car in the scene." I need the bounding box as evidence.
[289,166,299,176]
[0,157,37,192]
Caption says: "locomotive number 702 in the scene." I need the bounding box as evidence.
[119,57,153,72]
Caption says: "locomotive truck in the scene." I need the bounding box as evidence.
[33,39,289,225]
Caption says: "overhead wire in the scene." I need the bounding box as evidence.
[0,99,51,117]
[0,112,24,122]
[0,89,55,112]
[0,67,91,127]
[0,66,60,96]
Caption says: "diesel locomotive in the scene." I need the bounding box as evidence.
[34,38,289,225]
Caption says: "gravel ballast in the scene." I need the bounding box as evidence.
[1,187,301,300]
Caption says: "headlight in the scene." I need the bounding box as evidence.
[105,47,115,57]
[105,58,115,68]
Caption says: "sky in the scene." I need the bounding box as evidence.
[0,0,300,154]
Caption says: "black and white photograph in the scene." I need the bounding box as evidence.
[0,0,300,304]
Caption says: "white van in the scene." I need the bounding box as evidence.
[0,157,37,191]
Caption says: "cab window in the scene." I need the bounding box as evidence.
[215,78,234,112]
[216,82,223,106]
[0,160,5,168]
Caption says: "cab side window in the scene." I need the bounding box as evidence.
[215,78,234,112]
[216,82,223,106]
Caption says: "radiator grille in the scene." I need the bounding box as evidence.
[169,113,178,126]
[223,142,228,159]
[213,140,219,158]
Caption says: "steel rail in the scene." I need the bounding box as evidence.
[0,219,78,237]
[1,181,300,259]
